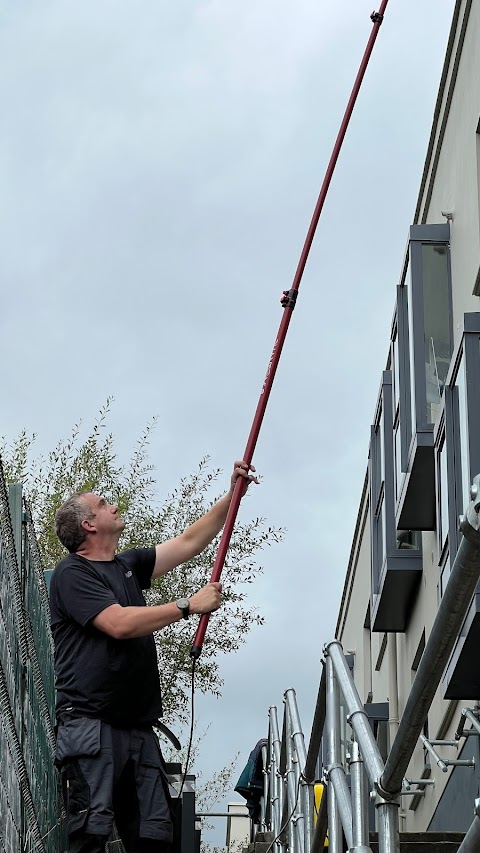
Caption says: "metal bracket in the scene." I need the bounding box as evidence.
[421,734,475,771]
[370,11,384,24]
[280,289,298,309]
[400,790,425,797]
[370,789,400,807]
[403,778,435,789]
[325,762,344,781]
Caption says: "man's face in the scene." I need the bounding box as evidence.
[82,494,125,537]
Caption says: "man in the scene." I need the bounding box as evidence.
[49,461,257,853]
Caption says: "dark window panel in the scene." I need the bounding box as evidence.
[370,371,423,632]
[396,223,453,531]
[441,313,480,698]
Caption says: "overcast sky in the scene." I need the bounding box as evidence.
[1,0,455,845]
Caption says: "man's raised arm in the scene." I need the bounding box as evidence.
[152,460,257,579]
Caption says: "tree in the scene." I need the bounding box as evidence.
[0,399,284,727]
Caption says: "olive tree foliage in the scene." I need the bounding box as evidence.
[0,400,284,726]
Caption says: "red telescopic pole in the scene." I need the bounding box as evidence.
[191,1,389,659]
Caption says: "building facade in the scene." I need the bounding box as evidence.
[335,0,480,833]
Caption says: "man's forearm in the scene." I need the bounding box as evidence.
[183,492,232,555]
[97,602,184,639]
[93,583,222,639]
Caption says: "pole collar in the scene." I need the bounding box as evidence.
[325,762,344,781]
[280,289,298,309]
[374,779,402,803]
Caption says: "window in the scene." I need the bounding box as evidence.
[396,224,453,530]
[474,119,480,295]
[370,371,422,632]
[363,606,373,703]
[446,314,480,550]
[440,314,480,699]
[405,226,453,432]
[434,389,460,596]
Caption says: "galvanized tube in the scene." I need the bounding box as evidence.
[464,709,480,737]
[304,783,315,853]
[387,635,399,748]
[270,707,284,846]
[419,736,448,772]
[261,743,268,828]
[286,706,304,853]
[285,688,314,853]
[329,768,353,850]
[350,742,372,853]
[380,492,480,797]
[268,714,280,843]
[376,801,400,853]
[327,782,343,853]
[304,665,326,784]
[325,656,353,850]
[457,803,480,853]
[326,641,385,787]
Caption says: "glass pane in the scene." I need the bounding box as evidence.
[375,492,386,580]
[380,419,384,485]
[392,332,400,410]
[394,417,402,499]
[422,244,451,424]
[456,355,470,508]
[407,266,416,435]
[380,496,386,567]
[439,435,449,549]
[396,529,421,550]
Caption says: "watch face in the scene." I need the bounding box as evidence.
[176,599,190,618]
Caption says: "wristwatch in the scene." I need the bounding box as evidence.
[175,598,190,620]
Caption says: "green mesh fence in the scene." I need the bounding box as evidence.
[0,467,66,853]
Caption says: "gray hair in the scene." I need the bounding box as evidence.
[55,494,94,553]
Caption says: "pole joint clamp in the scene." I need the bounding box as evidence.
[280,289,298,309]
[370,11,384,24]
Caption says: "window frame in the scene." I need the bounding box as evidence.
[395,223,453,530]
[369,371,423,632]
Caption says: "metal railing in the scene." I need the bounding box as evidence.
[258,477,480,853]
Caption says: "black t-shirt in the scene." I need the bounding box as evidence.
[49,548,163,727]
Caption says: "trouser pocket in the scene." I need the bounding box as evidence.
[61,760,91,834]
[56,718,102,835]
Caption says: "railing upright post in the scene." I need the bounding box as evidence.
[325,656,353,850]
[350,741,373,853]
[261,743,268,830]
[327,782,343,853]
[269,707,284,849]
[325,642,400,853]
[285,688,314,853]
[285,702,303,853]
